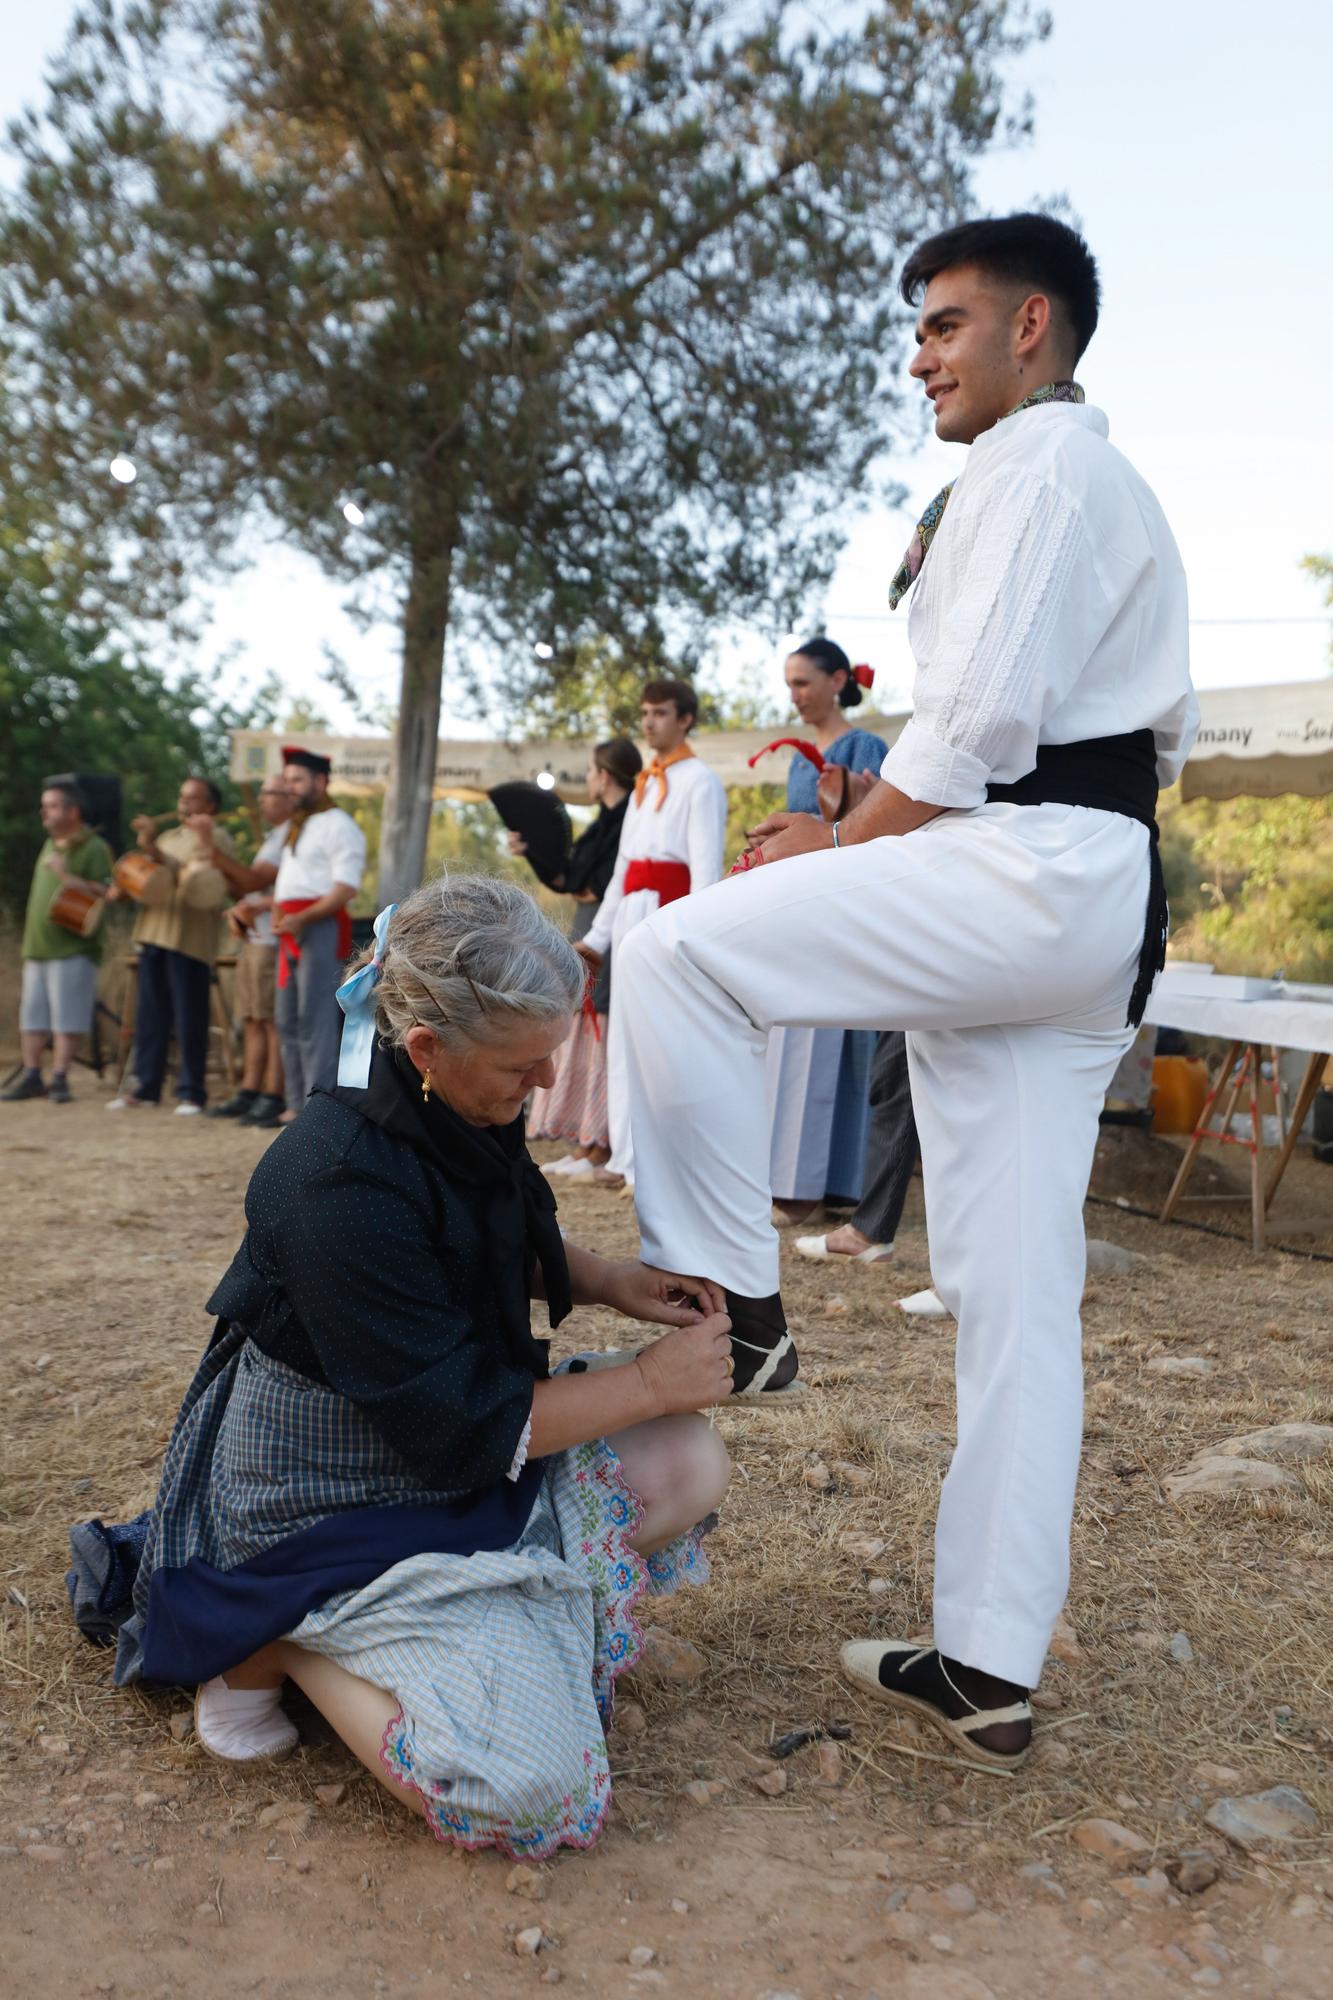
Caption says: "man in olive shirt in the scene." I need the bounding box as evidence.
[3,781,114,1104]
[107,775,235,1116]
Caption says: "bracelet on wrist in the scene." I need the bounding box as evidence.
[831,822,841,849]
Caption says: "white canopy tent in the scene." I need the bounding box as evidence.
[1177,680,1333,801]
[229,680,1333,806]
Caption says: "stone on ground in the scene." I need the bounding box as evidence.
[1211,1421,1333,1464]
[634,1627,706,1683]
[1147,1355,1213,1377]
[1164,1456,1303,1499]
[1204,1786,1319,1851]
[1170,1850,1221,1894]
[1071,1818,1151,1861]
[1046,1609,1083,1665]
[1085,1239,1142,1276]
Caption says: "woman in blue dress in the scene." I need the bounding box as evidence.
[763,639,888,1222]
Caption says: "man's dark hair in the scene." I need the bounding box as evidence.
[186,773,224,811]
[641,677,699,725]
[41,778,87,817]
[900,212,1101,363]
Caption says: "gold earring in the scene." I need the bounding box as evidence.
[421,1070,432,1103]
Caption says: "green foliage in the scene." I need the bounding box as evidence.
[1162,792,1333,983]
[0,0,1043,892]
[0,577,281,917]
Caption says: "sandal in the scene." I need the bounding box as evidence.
[724,1291,805,1399]
[840,1640,1031,1769]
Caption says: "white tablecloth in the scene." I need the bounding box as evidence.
[1145,982,1333,1057]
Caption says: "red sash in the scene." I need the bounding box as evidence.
[276,900,353,988]
[623,859,691,907]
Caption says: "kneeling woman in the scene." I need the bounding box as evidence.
[112,876,732,1859]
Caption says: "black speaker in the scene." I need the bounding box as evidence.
[44,772,124,855]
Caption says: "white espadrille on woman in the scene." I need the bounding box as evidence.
[194,1678,300,1765]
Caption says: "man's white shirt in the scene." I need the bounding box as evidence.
[274,806,366,902]
[584,754,727,955]
[882,401,1199,809]
[245,823,289,943]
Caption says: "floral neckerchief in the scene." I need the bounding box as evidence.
[888,380,1086,610]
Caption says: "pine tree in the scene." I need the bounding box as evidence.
[2,0,1043,897]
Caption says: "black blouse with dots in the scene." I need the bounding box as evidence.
[207,1045,572,1495]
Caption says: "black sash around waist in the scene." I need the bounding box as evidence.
[985,729,1165,1029]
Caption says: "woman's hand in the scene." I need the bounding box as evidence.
[634,1315,735,1414]
[600,1260,727,1326]
[574,940,603,974]
[736,812,835,868]
[506,831,528,856]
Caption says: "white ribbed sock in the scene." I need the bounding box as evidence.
[195,1676,299,1762]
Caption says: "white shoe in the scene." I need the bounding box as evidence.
[560,1158,596,1181]
[540,1155,576,1177]
[174,1102,203,1117]
[795,1233,893,1264]
[106,1095,155,1111]
[896,1288,950,1319]
[194,1677,299,1764]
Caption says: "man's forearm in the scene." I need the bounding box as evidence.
[837,778,950,844]
[208,850,276,895]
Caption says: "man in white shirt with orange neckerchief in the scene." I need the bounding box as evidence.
[578,678,727,1189]
[273,747,366,1122]
[615,214,1198,1770]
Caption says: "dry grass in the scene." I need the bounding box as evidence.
[1,1099,1331,1884]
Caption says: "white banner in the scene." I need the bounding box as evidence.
[230,681,1333,805]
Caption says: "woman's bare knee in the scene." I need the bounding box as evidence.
[614,1412,730,1550]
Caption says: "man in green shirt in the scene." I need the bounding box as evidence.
[4,781,114,1104]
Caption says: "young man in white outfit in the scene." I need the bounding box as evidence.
[578,679,728,1188]
[616,214,1198,1765]
[273,747,367,1120]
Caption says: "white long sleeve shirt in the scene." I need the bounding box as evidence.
[584,753,727,955]
[882,402,1198,810]
[274,806,367,902]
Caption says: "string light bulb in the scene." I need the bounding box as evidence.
[535,771,557,791]
[532,641,554,660]
[342,500,365,527]
[109,454,137,485]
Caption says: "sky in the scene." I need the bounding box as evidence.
[4,0,1332,737]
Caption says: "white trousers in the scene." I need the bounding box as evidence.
[617,804,1144,1687]
[603,889,665,1180]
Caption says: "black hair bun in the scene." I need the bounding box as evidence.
[793,636,861,707]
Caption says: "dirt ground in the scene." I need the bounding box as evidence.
[2,1074,1331,2000]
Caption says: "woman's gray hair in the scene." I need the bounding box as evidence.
[359,874,583,1053]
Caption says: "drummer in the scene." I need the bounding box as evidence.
[106,777,235,1117]
[3,781,113,1106]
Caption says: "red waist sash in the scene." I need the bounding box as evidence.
[623,859,691,907]
[276,899,353,988]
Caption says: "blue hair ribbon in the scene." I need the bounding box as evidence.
[335,902,397,1088]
